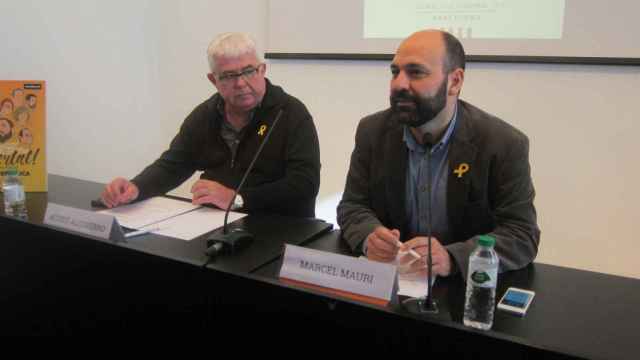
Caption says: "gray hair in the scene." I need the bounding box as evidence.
[207,32,263,73]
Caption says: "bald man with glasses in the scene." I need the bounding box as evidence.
[102,32,320,217]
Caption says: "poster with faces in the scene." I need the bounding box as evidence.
[0,81,46,192]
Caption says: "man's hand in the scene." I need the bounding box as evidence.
[191,180,235,209]
[101,177,139,208]
[401,236,453,276]
[365,226,401,262]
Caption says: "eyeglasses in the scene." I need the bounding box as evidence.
[216,64,264,84]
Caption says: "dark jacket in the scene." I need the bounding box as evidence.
[337,100,540,277]
[132,79,320,217]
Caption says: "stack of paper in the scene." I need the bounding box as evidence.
[99,197,246,241]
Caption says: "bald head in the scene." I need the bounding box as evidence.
[398,30,445,53]
[396,30,466,74]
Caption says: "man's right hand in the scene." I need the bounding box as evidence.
[101,177,139,208]
[365,226,401,262]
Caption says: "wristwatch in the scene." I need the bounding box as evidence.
[231,194,244,210]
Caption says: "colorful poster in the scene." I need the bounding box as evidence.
[0,81,46,192]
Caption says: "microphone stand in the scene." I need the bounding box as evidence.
[205,109,283,257]
[403,132,439,315]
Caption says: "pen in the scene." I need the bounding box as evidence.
[125,227,160,238]
[91,199,107,208]
[396,240,421,259]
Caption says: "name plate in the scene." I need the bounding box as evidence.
[279,244,397,305]
[44,203,124,241]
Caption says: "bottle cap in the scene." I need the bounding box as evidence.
[478,234,496,247]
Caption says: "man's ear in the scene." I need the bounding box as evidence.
[208,73,223,93]
[207,73,218,87]
[448,68,465,96]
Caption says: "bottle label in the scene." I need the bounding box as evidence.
[471,271,491,284]
[4,185,25,203]
[469,267,498,288]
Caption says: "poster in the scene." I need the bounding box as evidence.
[0,80,46,192]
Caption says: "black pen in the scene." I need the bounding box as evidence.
[91,199,107,208]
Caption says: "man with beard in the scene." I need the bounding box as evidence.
[0,118,14,144]
[337,30,539,278]
[26,94,37,110]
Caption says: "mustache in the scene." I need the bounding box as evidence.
[0,132,12,143]
[390,90,417,105]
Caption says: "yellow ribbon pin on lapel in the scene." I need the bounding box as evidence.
[454,163,469,178]
[258,124,267,136]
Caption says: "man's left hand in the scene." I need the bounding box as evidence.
[400,236,453,276]
[191,180,235,209]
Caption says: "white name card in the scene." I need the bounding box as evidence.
[44,203,124,241]
[279,244,398,304]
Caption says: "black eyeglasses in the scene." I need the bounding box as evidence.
[216,64,264,84]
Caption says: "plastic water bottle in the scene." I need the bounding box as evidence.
[2,168,27,219]
[463,234,499,330]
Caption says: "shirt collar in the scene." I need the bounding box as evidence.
[216,98,261,116]
[403,103,459,154]
[216,98,261,129]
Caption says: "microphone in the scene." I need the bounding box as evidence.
[205,109,284,257]
[402,131,450,318]
[421,132,438,313]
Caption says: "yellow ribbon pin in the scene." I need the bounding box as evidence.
[258,124,267,136]
[453,163,469,178]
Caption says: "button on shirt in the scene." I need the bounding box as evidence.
[404,108,458,244]
[220,119,246,163]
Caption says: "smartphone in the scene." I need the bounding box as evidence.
[497,287,535,316]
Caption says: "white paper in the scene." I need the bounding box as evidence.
[149,207,247,241]
[359,253,436,298]
[396,252,437,298]
[99,196,200,229]
[398,269,436,298]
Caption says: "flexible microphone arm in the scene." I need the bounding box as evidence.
[206,109,284,258]
[422,132,436,311]
[221,109,283,235]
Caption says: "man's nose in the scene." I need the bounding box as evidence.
[391,71,410,92]
[233,75,249,88]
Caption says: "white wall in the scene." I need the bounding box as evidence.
[2,0,164,179]
[2,1,639,279]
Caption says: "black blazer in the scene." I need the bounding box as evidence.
[337,100,540,277]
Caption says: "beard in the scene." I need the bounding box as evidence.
[390,77,448,127]
[0,131,12,143]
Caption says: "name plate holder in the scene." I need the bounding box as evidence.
[44,203,125,242]
[279,244,398,307]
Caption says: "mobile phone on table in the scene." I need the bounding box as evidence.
[497,287,535,316]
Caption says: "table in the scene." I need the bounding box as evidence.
[1,175,638,359]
